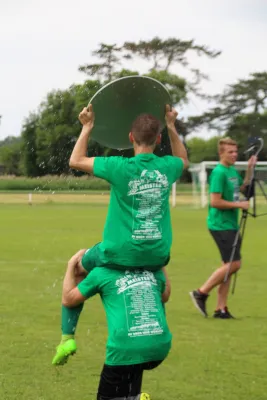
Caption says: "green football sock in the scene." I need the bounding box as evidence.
[60,334,74,344]
[61,303,84,336]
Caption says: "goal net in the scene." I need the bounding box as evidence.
[189,161,267,208]
[171,161,267,208]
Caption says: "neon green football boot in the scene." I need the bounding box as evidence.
[52,338,77,366]
[140,393,151,400]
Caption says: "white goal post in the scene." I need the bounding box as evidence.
[171,161,267,208]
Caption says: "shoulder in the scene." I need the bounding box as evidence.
[94,267,122,284]
[95,156,126,165]
[162,155,177,162]
[83,267,101,282]
[84,267,117,283]
[161,155,184,166]
[81,268,116,292]
[211,165,225,177]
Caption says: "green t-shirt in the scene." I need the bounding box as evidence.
[78,268,172,366]
[93,154,184,269]
[207,163,243,230]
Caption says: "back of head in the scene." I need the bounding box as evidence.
[131,114,162,146]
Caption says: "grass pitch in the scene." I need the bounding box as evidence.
[1,200,267,400]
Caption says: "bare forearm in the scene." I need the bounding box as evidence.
[62,267,76,303]
[167,124,188,162]
[243,168,253,187]
[69,125,93,168]
[211,199,242,210]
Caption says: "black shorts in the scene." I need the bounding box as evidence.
[209,230,242,263]
[97,361,163,400]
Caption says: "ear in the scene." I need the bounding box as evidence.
[218,147,224,156]
[129,132,134,143]
[156,134,162,144]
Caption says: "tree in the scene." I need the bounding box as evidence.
[123,37,220,100]
[189,72,267,132]
[0,139,23,175]
[146,69,186,105]
[77,38,220,152]
[35,89,80,175]
[226,112,267,160]
[0,136,21,148]
[186,136,219,163]
[20,80,103,176]
[71,79,105,160]
[79,38,221,107]
[188,72,267,160]
[19,37,221,176]
[21,114,41,177]
[78,44,121,81]
[123,37,220,71]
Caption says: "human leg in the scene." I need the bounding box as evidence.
[97,364,144,400]
[214,230,242,318]
[190,230,241,317]
[97,361,164,400]
[199,260,241,294]
[52,249,88,365]
[52,244,106,365]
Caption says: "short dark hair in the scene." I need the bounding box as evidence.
[131,114,162,146]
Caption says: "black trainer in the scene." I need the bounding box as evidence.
[213,307,235,319]
[213,310,222,318]
[189,290,209,317]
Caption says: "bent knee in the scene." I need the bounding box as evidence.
[227,260,241,272]
[233,260,241,270]
[76,249,88,277]
[77,249,87,263]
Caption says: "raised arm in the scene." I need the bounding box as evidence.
[69,104,95,174]
[165,104,189,168]
[240,155,257,194]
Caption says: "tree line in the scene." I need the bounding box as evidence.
[1,37,267,176]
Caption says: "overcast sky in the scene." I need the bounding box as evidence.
[1,0,266,141]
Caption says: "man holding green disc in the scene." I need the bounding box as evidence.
[52,102,188,366]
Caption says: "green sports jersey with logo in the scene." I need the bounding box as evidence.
[93,154,184,269]
[77,268,172,366]
[207,163,243,230]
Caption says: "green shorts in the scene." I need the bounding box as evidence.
[81,242,171,273]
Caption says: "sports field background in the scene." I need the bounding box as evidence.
[1,194,267,400]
